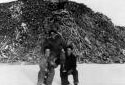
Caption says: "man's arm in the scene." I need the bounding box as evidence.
[67,54,77,74]
[71,54,77,69]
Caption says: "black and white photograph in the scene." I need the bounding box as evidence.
[0,0,125,85]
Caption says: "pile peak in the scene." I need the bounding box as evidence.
[43,0,68,3]
[18,0,68,3]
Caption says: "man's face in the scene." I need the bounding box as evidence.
[45,49,51,57]
[51,32,56,38]
[122,49,125,56]
[67,48,72,56]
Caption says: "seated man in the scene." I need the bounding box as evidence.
[37,47,57,85]
[60,45,79,85]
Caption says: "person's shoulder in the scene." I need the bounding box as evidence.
[55,33,63,40]
[71,53,75,56]
[71,53,76,58]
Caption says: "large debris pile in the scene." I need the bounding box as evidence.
[0,0,125,64]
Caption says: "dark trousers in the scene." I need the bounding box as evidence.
[60,69,79,85]
[46,69,55,85]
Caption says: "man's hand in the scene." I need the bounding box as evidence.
[68,69,73,74]
[61,49,65,53]
[50,61,58,68]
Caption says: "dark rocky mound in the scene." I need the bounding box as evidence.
[0,0,125,64]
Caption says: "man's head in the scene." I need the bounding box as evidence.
[44,47,51,57]
[67,45,73,56]
[49,30,57,38]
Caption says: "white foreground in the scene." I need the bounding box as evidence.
[0,64,125,85]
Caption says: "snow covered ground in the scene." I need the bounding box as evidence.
[0,64,125,85]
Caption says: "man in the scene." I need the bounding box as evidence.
[42,30,66,65]
[37,47,57,85]
[60,45,79,85]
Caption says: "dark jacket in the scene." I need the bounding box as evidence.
[65,53,77,71]
[42,34,66,66]
[43,34,66,56]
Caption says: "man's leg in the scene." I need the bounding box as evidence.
[46,69,55,85]
[43,72,48,84]
[60,71,70,85]
[37,69,46,85]
[72,69,79,85]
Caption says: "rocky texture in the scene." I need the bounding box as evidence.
[0,0,125,64]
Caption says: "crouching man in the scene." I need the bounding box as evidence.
[37,47,57,85]
[60,45,79,85]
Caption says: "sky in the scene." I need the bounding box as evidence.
[0,0,125,26]
[72,0,125,26]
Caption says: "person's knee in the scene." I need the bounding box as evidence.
[38,71,45,79]
[51,69,55,76]
[72,69,78,74]
[60,71,67,77]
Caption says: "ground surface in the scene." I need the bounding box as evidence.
[0,64,125,85]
